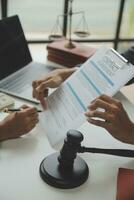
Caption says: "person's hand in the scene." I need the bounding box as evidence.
[0,105,39,141]
[32,68,76,109]
[85,94,134,144]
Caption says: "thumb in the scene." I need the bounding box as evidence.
[39,93,47,110]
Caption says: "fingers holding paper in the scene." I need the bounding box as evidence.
[85,94,134,144]
[32,68,76,109]
[32,79,49,109]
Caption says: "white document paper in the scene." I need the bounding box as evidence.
[40,46,134,148]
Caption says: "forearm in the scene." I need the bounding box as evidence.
[127,122,134,144]
[0,120,8,141]
[121,121,134,145]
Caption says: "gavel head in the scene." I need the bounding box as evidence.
[58,129,84,170]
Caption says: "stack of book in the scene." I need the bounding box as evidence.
[47,40,96,67]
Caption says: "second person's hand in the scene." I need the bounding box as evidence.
[32,68,76,109]
[85,94,134,144]
[0,105,39,141]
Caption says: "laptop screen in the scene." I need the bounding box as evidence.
[0,15,32,80]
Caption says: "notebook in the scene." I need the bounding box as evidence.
[116,168,134,200]
[0,15,51,103]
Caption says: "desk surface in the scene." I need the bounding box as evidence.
[0,46,134,200]
[0,91,134,200]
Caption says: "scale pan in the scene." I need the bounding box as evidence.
[49,34,63,40]
[74,31,90,38]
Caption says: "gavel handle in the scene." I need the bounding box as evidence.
[79,147,134,158]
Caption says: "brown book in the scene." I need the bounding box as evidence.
[47,40,96,67]
[48,50,86,63]
[47,49,87,62]
[48,53,82,64]
[47,40,96,60]
[47,55,82,67]
[48,54,83,64]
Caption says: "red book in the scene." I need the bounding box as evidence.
[116,168,134,200]
[47,39,96,67]
[47,40,96,58]
[48,54,82,64]
[47,49,87,62]
[48,50,86,62]
[47,55,81,67]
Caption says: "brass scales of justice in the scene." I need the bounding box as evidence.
[48,0,90,49]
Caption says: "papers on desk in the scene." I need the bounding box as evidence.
[39,46,134,148]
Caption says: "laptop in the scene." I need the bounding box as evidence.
[0,15,52,104]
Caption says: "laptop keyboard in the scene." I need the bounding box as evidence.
[0,62,51,95]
